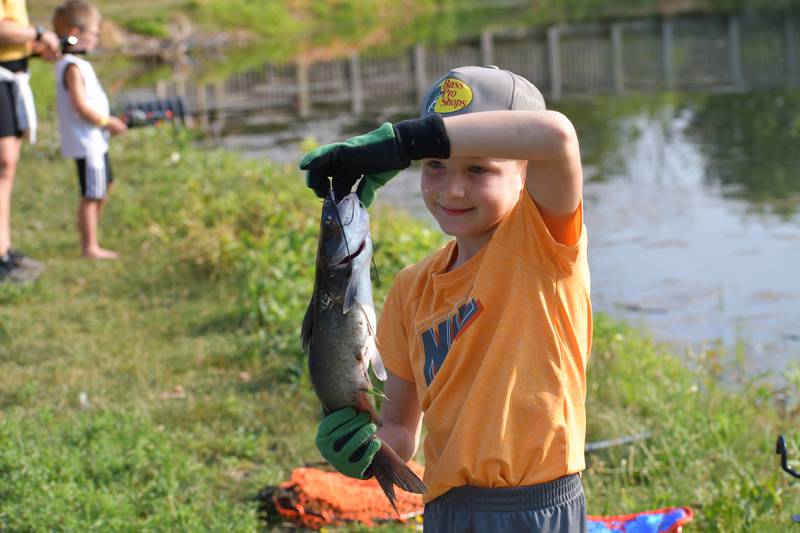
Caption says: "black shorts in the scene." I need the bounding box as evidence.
[0,58,27,139]
[424,475,587,532]
[75,153,114,199]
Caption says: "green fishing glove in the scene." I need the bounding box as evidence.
[315,407,381,479]
[300,114,451,207]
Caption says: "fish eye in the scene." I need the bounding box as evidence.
[324,215,333,224]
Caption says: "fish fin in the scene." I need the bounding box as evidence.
[343,274,358,314]
[361,386,387,401]
[301,297,314,352]
[353,302,386,382]
[368,338,387,381]
[360,302,376,336]
[368,443,427,515]
[344,242,371,313]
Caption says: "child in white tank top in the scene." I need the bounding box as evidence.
[53,0,127,260]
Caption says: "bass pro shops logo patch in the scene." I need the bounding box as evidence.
[425,77,473,114]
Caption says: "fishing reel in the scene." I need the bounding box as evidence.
[119,97,187,128]
[777,435,800,479]
[776,435,800,524]
[29,35,81,58]
[60,35,79,53]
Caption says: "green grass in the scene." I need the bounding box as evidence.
[0,127,301,530]
[584,318,800,530]
[0,123,438,531]
[0,123,797,530]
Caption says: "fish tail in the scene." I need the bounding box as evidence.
[368,442,427,515]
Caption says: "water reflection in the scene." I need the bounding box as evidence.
[561,91,800,211]
[687,91,800,217]
[567,93,800,379]
[218,91,800,378]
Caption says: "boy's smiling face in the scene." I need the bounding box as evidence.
[421,155,526,249]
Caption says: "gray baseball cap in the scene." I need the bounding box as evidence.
[420,65,546,117]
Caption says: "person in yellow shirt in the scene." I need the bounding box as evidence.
[300,65,590,532]
[0,0,60,283]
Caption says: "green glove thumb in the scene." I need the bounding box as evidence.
[357,169,399,208]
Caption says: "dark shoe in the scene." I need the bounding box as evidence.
[7,249,44,272]
[0,259,11,284]
[1,250,44,283]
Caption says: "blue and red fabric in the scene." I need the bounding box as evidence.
[588,506,694,533]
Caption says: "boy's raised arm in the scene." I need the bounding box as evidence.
[299,109,583,217]
[444,110,583,216]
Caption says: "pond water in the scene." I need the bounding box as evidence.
[216,90,800,380]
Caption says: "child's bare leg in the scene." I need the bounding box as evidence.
[0,136,21,256]
[97,183,111,218]
[78,198,98,255]
[78,197,117,260]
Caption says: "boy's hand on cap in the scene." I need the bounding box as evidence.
[300,115,450,207]
[315,407,381,479]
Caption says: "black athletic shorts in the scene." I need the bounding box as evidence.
[423,475,587,532]
[75,152,114,199]
[0,58,28,139]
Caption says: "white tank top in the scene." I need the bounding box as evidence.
[55,54,109,158]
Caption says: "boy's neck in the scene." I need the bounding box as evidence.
[448,233,491,271]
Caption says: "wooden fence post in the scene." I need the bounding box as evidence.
[155,80,167,99]
[414,44,428,105]
[297,58,311,118]
[786,15,798,86]
[174,77,194,127]
[611,22,626,94]
[196,84,209,130]
[481,30,495,66]
[547,25,562,101]
[350,53,364,115]
[661,18,674,91]
[213,80,226,136]
[728,15,744,90]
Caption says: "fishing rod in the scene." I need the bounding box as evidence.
[30,34,186,129]
[776,435,800,479]
[119,96,187,128]
[29,35,84,58]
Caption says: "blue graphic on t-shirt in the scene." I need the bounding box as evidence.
[421,298,483,385]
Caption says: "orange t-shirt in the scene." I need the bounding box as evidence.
[377,191,592,503]
[0,0,30,62]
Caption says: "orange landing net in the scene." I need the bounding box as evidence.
[270,462,425,530]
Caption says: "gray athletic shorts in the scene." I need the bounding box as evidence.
[423,474,587,532]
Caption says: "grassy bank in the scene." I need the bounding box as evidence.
[0,122,798,531]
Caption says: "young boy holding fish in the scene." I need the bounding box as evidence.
[301,66,589,532]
